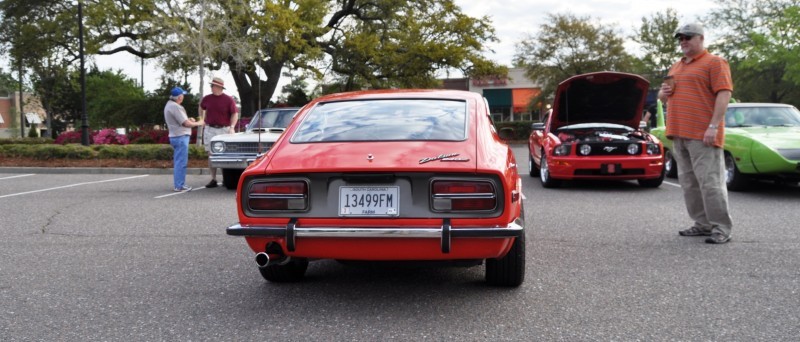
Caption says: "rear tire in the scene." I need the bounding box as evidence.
[664,149,677,178]
[485,231,525,287]
[222,168,242,190]
[258,258,309,282]
[725,152,750,191]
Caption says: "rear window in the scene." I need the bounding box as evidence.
[290,99,468,142]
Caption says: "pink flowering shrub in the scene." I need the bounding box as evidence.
[128,129,169,144]
[54,131,84,144]
[93,128,129,145]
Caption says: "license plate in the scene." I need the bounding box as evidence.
[602,163,621,174]
[339,186,399,217]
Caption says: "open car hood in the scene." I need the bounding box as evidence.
[550,72,649,130]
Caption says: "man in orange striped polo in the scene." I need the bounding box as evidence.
[658,22,734,244]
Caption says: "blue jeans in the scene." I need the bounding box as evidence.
[169,135,190,189]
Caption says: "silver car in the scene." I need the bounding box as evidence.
[209,107,299,189]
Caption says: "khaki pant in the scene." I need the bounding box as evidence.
[673,138,733,236]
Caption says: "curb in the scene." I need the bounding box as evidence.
[0,167,209,175]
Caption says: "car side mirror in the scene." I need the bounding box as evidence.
[498,127,515,140]
[530,122,545,131]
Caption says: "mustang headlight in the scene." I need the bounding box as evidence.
[627,143,640,155]
[553,144,572,156]
[578,144,592,156]
[211,141,225,153]
[646,143,661,155]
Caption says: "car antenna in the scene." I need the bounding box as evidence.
[257,54,263,155]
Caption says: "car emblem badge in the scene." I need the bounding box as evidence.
[419,153,470,164]
[603,146,617,152]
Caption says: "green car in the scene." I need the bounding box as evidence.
[651,101,800,191]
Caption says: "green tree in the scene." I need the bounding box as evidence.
[71,0,504,117]
[631,8,681,82]
[514,13,635,104]
[85,68,146,128]
[0,68,16,96]
[705,0,800,106]
[277,72,312,107]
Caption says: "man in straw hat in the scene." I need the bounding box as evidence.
[200,76,239,188]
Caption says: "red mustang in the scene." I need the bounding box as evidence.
[227,89,526,286]
[528,72,665,188]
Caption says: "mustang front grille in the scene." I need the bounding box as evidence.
[576,143,643,156]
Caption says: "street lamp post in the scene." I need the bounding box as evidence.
[78,0,89,145]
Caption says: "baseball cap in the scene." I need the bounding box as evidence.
[674,22,704,37]
[170,87,188,97]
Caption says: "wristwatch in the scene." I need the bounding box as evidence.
[708,124,718,129]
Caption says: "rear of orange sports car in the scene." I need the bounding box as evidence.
[227,89,526,286]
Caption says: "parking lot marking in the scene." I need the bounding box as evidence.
[663,181,681,188]
[154,186,207,199]
[0,175,149,199]
[0,174,35,180]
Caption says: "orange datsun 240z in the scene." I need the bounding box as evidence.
[226,89,526,287]
[528,72,665,188]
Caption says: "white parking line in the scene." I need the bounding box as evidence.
[0,174,35,180]
[154,186,207,199]
[664,180,681,188]
[0,175,149,199]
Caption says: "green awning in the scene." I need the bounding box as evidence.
[482,89,512,107]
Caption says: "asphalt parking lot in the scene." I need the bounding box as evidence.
[1,146,799,341]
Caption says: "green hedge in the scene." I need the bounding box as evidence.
[0,143,207,160]
[0,137,54,145]
[495,120,538,141]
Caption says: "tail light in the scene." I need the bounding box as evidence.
[431,180,497,211]
[248,181,308,210]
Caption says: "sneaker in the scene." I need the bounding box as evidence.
[678,226,713,236]
[173,185,192,192]
[205,179,218,188]
[705,233,731,244]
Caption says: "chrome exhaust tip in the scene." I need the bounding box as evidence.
[255,252,270,268]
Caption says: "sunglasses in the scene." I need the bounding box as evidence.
[676,35,694,42]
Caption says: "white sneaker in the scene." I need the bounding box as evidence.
[173,185,192,192]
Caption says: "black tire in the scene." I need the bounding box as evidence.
[638,166,665,188]
[222,168,242,190]
[664,149,678,178]
[486,230,526,287]
[258,258,309,282]
[540,154,560,188]
[725,152,750,191]
[528,151,540,177]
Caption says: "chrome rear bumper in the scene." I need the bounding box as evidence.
[226,219,524,253]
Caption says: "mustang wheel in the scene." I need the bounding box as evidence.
[258,258,309,282]
[664,149,677,178]
[485,230,525,287]
[222,168,242,190]
[528,152,540,177]
[539,154,560,188]
[725,152,750,191]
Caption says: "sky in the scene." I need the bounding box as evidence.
[4,0,718,105]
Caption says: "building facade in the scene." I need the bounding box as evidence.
[0,92,46,138]
[442,67,543,122]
